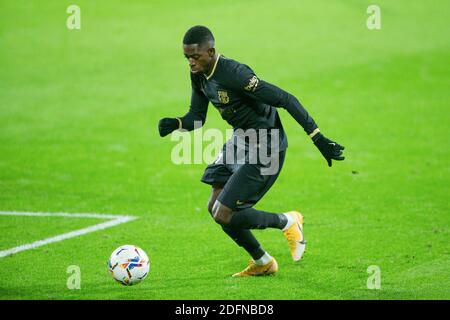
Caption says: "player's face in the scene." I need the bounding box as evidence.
[183,44,215,75]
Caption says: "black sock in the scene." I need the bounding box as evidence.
[228,208,288,230]
[221,226,265,260]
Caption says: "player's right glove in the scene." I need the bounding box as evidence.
[158,118,180,137]
[312,133,345,167]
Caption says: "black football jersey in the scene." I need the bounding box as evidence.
[181,55,319,152]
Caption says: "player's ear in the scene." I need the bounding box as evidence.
[207,47,215,57]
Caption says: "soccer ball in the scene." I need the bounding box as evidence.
[107,245,150,286]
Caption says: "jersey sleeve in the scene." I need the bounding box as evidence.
[180,73,209,131]
[232,64,319,135]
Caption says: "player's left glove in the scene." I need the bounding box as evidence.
[312,133,345,167]
[158,117,181,137]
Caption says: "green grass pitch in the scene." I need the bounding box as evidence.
[0,0,449,299]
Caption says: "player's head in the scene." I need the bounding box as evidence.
[183,25,216,74]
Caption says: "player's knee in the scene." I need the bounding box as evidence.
[207,199,215,216]
[208,186,222,216]
[213,212,229,225]
[212,204,232,225]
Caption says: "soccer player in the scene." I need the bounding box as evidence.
[158,26,345,277]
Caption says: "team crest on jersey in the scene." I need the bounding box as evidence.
[244,75,259,92]
[218,90,229,104]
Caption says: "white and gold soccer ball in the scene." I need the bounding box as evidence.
[108,245,150,286]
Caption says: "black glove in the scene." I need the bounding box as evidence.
[313,133,345,167]
[158,118,180,137]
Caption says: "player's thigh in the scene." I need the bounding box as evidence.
[217,150,286,211]
[201,146,234,187]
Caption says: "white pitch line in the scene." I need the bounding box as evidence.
[0,211,131,220]
[0,211,137,258]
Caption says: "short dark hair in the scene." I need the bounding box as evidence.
[183,25,215,46]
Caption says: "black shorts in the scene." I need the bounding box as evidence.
[201,144,286,211]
